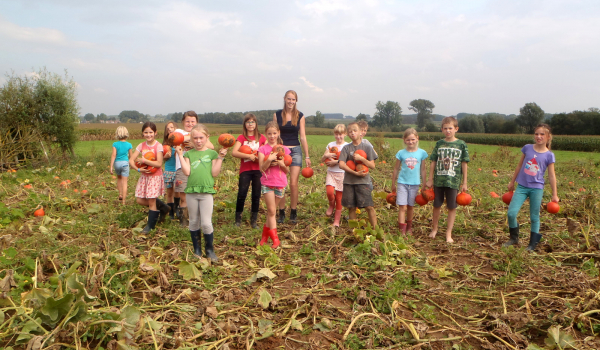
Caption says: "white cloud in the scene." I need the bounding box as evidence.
[300,76,324,92]
[0,17,92,48]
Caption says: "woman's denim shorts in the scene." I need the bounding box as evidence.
[114,161,130,177]
[288,146,303,167]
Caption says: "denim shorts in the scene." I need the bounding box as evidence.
[396,183,420,206]
[288,146,303,167]
[114,161,130,177]
[261,185,285,198]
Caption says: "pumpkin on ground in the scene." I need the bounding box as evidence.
[415,194,428,206]
[301,167,314,178]
[34,207,45,217]
[502,191,513,205]
[355,164,369,174]
[346,160,356,171]
[456,192,472,206]
[218,134,235,148]
[547,201,560,214]
[168,132,185,146]
[283,154,292,166]
[354,150,367,164]
[422,188,435,201]
[386,193,396,205]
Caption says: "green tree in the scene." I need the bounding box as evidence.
[119,110,145,123]
[96,113,107,122]
[370,101,402,130]
[84,113,95,122]
[458,115,485,133]
[408,99,435,129]
[314,111,325,128]
[516,102,544,134]
[355,113,368,122]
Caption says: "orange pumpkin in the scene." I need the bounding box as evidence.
[490,192,500,198]
[301,167,314,178]
[218,134,235,148]
[168,132,185,146]
[239,145,253,154]
[354,150,367,164]
[329,146,339,153]
[386,193,396,205]
[163,144,172,158]
[355,164,369,174]
[346,160,356,171]
[274,145,285,159]
[34,207,45,217]
[456,192,472,206]
[502,191,513,205]
[283,154,292,166]
[547,201,560,214]
[415,194,428,206]
[422,188,435,201]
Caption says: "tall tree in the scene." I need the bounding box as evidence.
[408,99,435,129]
[96,113,107,122]
[314,111,325,127]
[355,113,368,122]
[458,115,485,133]
[119,110,145,123]
[516,102,544,134]
[370,101,402,129]
[84,113,95,122]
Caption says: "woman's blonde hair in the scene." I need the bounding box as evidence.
[281,90,300,127]
[333,124,347,135]
[534,123,553,150]
[190,124,210,138]
[115,126,129,140]
[265,121,283,145]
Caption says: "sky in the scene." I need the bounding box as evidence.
[0,0,599,117]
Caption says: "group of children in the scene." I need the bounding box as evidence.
[111,112,559,260]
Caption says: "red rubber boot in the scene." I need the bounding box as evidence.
[259,224,270,246]
[269,228,281,249]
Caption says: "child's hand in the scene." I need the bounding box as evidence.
[136,157,146,165]
[325,159,337,167]
[425,180,433,188]
[324,151,335,159]
[353,153,366,163]
[461,184,468,193]
[551,195,559,203]
[248,153,258,162]
[391,184,396,193]
[355,170,368,178]
[218,148,228,158]
[110,167,114,175]
[164,150,172,159]
[139,167,151,174]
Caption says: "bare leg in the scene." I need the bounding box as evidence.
[264,192,277,229]
[179,191,187,208]
[406,206,414,222]
[430,206,441,238]
[398,205,407,223]
[289,166,300,209]
[365,206,377,228]
[121,176,128,205]
[117,175,123,199]
[445,208,457,243]
[136,197,157,211]
[348,207,357,220]
[166,187,174,203]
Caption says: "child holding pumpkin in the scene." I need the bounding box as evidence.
[175,124,227,261]
[130,122,171,233]
[110,126,132,205]
[232,113,267,228]
[504,123,558,251]
[258,121,291,249]
[425,116,469,243]
[321,124,348,227]
[162,122,177,219]
[391,128,428,235]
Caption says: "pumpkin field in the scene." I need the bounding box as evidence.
[0,135,599,350]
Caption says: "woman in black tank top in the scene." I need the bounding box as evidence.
[273,90,311,223]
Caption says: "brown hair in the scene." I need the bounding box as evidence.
[441,116,458,128]
[182,111,198,122]
[281,90,300,127]
[357,120,368,130]
[265,121,283,145]
[242,113,262,141]
[162,121,176,144]
[534,123,553,150]
[347,122,359,131]
[141,121,157,133]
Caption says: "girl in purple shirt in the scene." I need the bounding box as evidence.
[503,124,559,251]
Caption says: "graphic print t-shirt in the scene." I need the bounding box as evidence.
[515,144,555,190]
[174,129,190,171]
[135,141,163,177]
[338,142,378,185]
[326,141,349,173]
[183,149,219,194]
[395,148,429,185]
[429,139,469,190]
[237,134,267,173]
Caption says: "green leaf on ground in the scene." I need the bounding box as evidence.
[258,289,272,309]
[177,261,202,281]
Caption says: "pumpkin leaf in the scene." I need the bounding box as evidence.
[257,289,272,309]
[38,294,74,326]
[544,325,575,349]
[290,318,303,331]
[66,274,96,302]
[258,319,273,335]
[256,268,276,280]
[177,261,202,281]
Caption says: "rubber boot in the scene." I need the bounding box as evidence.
[399,223,407,235]
[290,209,297,224]
[268,228,281,249]
[174,198,181,219]
[204,233,218,262]
[179,207,189,228]
[333,210,342,227]
[259,225,270,246]
[142,210,160,234]
[326,199,335,216]
[526,232,542,251]
[235,212,242,227]
[168,203,175,219]
[250,212,258,229]
[406,220,413,234]
[277,209,285,224]
[503,226,520,247]
[156,199,170,224]
[189,230,202,258]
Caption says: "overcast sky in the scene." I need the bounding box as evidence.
[1,0,598,117]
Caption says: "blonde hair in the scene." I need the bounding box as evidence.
[441,116,458,128]
[357,120,368,130]
[534,123,553,150]
[403,128,419,146]
[281,90,300,127]
[190,124,210,138]
[333,124,347,135]
[115,126,129,140]
[265,121,283,145]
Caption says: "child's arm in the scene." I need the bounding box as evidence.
[547,163,559,203]
[420,159,427,188]
[461,162,468,192]
[259,151,278,172]
[339,161,368,178]
[426,161,436,188]
[391,159,401,193]
[353,153,376,169]
[109,147,117,174]
[232,141,257,162]
[322,148,337,166]
[508,154,525,192]
[211,148,228,177]
[176,146,191,176]
[278,158,290,174]
[142,150,163,168]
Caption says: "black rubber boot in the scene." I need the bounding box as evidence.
[174,198,181,219]
[277,209,285,224]
[204,233,218,262]
[190,230,202,258]
[526,232,542,251]
[290,209,297,224]
[179,207,189,228]
[502,226,520,247]
[250,212,258,229]
[235,212,242,227]
[168,203,175,219]
[156,199,170,224]
[142,210,160,234]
